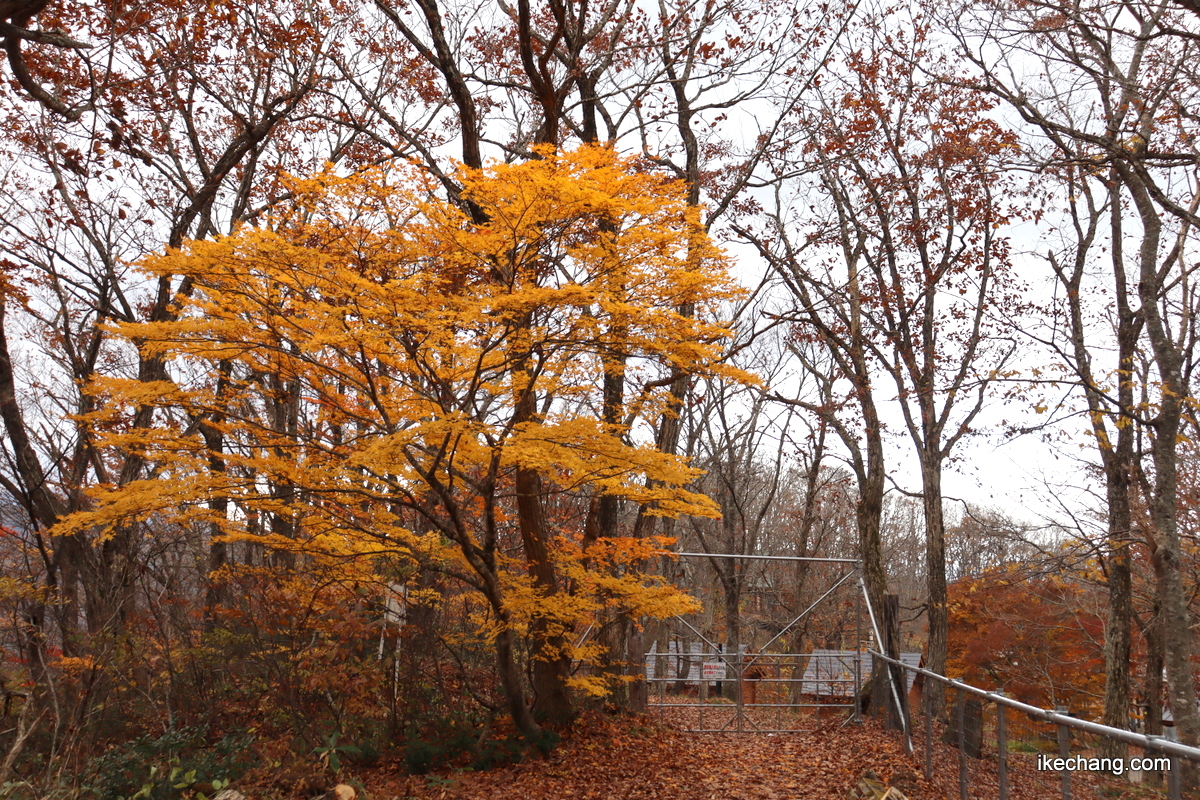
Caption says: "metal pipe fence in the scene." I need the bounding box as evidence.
[646,648,862,732]
[642,552,871,733]
[870,651,1200,799]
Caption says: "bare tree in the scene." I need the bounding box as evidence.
[951,0,1200,751]
[746,19,1021,711]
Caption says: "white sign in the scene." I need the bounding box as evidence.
[702,661,726,682]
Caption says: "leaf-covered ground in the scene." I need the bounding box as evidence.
[327,712,1147,800]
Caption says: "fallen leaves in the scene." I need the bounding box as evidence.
[347,713,931,800]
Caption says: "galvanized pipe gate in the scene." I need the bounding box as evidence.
[645,552,904,735]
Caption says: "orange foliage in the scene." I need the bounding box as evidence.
[947,566,1105,715]
[56,144,745,712]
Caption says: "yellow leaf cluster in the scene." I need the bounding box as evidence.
[61,144,749,699]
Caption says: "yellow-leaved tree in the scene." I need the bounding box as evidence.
[58,145,749,740]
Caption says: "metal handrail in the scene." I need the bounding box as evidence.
[644,651,862,657]
[669,551,861,564]
[869,650,1200,763]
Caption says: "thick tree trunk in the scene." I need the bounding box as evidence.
[516,465,574,726]
[1099,178,1138,748]
[494,625,545,742]
[626,624,647,712]
[1101,536,1133,734]
[920,448,947,716]
[507,317,574,726]
[1100,511,1133,751]
[857,395,888,630]
[725,583,741,656]
[457,538,545,742]
[882,594,908,731]
[587,354,641,712]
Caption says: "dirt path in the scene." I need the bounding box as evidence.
[344,712,1135,800]
[366,718,909,799]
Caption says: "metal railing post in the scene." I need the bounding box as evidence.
[1169,753,1182,800]
[1143,734,1182,800]
[957,687,969,800]
[736,657,744,733]
[1056,706,1072,800]
[924,682,933,781]
[859,576,911,751]
[996,702,1008,800]
[869,649,1200,798]
[658,649,666,724]
[855,582,862,725]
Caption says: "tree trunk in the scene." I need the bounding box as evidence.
[1098,176,1138,748]
[1050,171,1139,752]
[1142,601,1166,789]
[495,624,545,741]
[627,624,648,712]
[1100,519,1133,747]
[1124,168,1200,770]
[516,465,574,726]
[857,394,889,637]
[882,594,908,731]
[1142,600,1164,737]
[920,447,948,716]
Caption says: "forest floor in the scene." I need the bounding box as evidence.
[289,710,1156,800]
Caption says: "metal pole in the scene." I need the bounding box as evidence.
[957,688,969,800]
[858,575,911,752]
[1056,706,1072,800]
[662,642,672,729]
[869,650,1200,763]
[997,702,1008,800]
[924,684,933,781]
[754,569,857,657]
[671,552,861,563]
[736,654,744,733]
[777,658,783,733]
[855,571,862,725]
[1169,754,1182,800]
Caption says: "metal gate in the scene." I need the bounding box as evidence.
[645,552,889,733]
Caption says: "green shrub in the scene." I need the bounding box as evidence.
[403,727,475,774]
[81,727,256,800]
[469,736,524,771]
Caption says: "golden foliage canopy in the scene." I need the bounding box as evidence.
[58,145,748,688]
